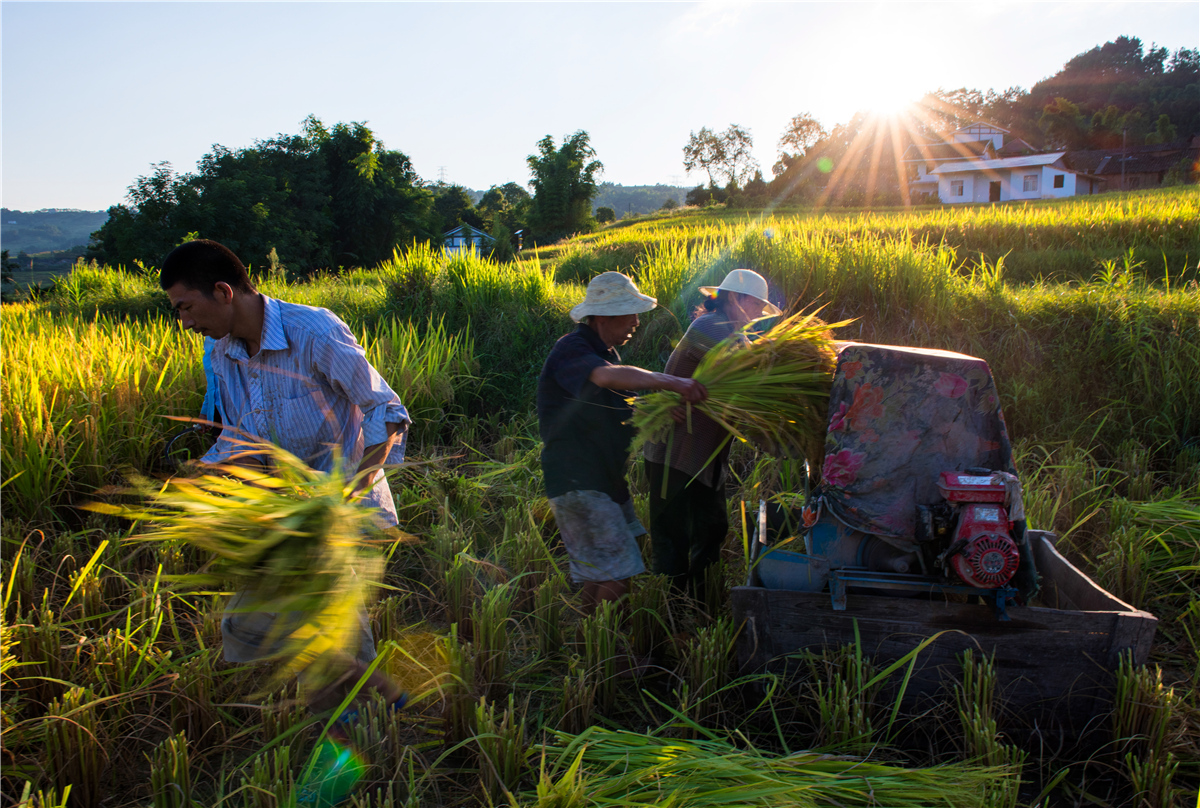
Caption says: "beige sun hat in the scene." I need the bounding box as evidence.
[569,271,658,322]
[699,268,783,317]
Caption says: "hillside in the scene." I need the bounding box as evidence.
[1,207,108,253]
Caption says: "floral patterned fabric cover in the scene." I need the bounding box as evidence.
[817,342,1016,554]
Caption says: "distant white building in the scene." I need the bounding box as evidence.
[932,152,1104,203]
[442,223,495,255]
[903,122,1100,203]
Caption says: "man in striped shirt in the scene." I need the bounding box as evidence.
[161,239,408,710]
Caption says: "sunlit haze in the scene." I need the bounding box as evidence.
[2,1,1197,211]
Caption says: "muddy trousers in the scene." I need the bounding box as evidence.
[645,460,728,605]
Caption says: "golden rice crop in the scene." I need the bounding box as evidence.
[87,443,385,683]
[631,311,845,473]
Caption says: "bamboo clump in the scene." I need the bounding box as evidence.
[631,311,845,474]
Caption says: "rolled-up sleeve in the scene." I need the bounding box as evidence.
[313,324,411,463]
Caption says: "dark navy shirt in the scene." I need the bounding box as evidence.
[537,324,636,503]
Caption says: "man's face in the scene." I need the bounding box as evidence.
[592,313,640,348]
[166,282,234,339]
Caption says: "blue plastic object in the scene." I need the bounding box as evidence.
[755,545,831,592]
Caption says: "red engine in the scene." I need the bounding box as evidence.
[937,472,1020,589]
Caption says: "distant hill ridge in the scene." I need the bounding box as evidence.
[2,208,109,254]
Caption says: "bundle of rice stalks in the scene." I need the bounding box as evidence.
[631,311,845,474]
[88,442,385,683]
[525,726,1020,808]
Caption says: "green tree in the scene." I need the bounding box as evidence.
[433,184,483,233]
[683,127,726,186]
[595,206,615,224]
[1039,97,1088,149]
[684,124,758,187]
[476,183,529,233]
[775,113,828,176]
[1144,114,1178,145]
[88,117,432,273]
[526,131,603,244]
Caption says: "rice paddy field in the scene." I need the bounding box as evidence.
[2,187,1197,807]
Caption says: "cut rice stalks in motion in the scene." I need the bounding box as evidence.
[631,311,845,474]
[86,442,387,685]
[525,726,1021,808]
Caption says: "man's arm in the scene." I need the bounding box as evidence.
[589,365,707,403]
[352,421,403,496]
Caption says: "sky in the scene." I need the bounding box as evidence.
[2,1,1197,212]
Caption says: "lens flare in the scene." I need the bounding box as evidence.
[298,739,366,806]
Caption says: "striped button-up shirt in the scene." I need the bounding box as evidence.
[202,296,410,526]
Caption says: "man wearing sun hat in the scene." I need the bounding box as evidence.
[644,268,782,605]
[537,271,707,614]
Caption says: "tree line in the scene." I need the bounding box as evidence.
[88,118,604,275]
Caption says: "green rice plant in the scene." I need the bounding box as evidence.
[358,316,480,446]
[349,788,396,808]
[499,510,551,612]
[557,656,596,736]
[533,573,567,660]
[44,686,105,808]
[445,552,479,637]
[1124,750,1180,808]
[171,650,222,746]
[241,745,295,808]
[260,683,310,750]
[471,582,515,698]
[524,725,1021,808]
[14,604,65,707]
[65,563,105,624]
[702,558,729,618]
[627,573,671,660]
[427,521,471,582]
[474,693,528,801]
[802,641,880,749]
[577,601,620,713]
[439,624,478,746]
[370,593,410,647]
[954,651,1025,808]
[631,311,844,476]
[1,614,21,733]
[148,730,193,808]
[1011,442,1110,543]
[4,541,39,617]
[339,691,409,785]
[13,784,72,808]
[1096,523,1155,609]
[679,616,736,728]
[1114,654,1176,762]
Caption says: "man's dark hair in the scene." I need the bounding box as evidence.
[159,239,256,297]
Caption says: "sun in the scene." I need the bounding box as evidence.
[857,76,916,118]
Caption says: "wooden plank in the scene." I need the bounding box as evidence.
[1030,532,1138,613]
[730,569,1159,735]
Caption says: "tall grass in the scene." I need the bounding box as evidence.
[1,307,206,524]
[0,307,478,524]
